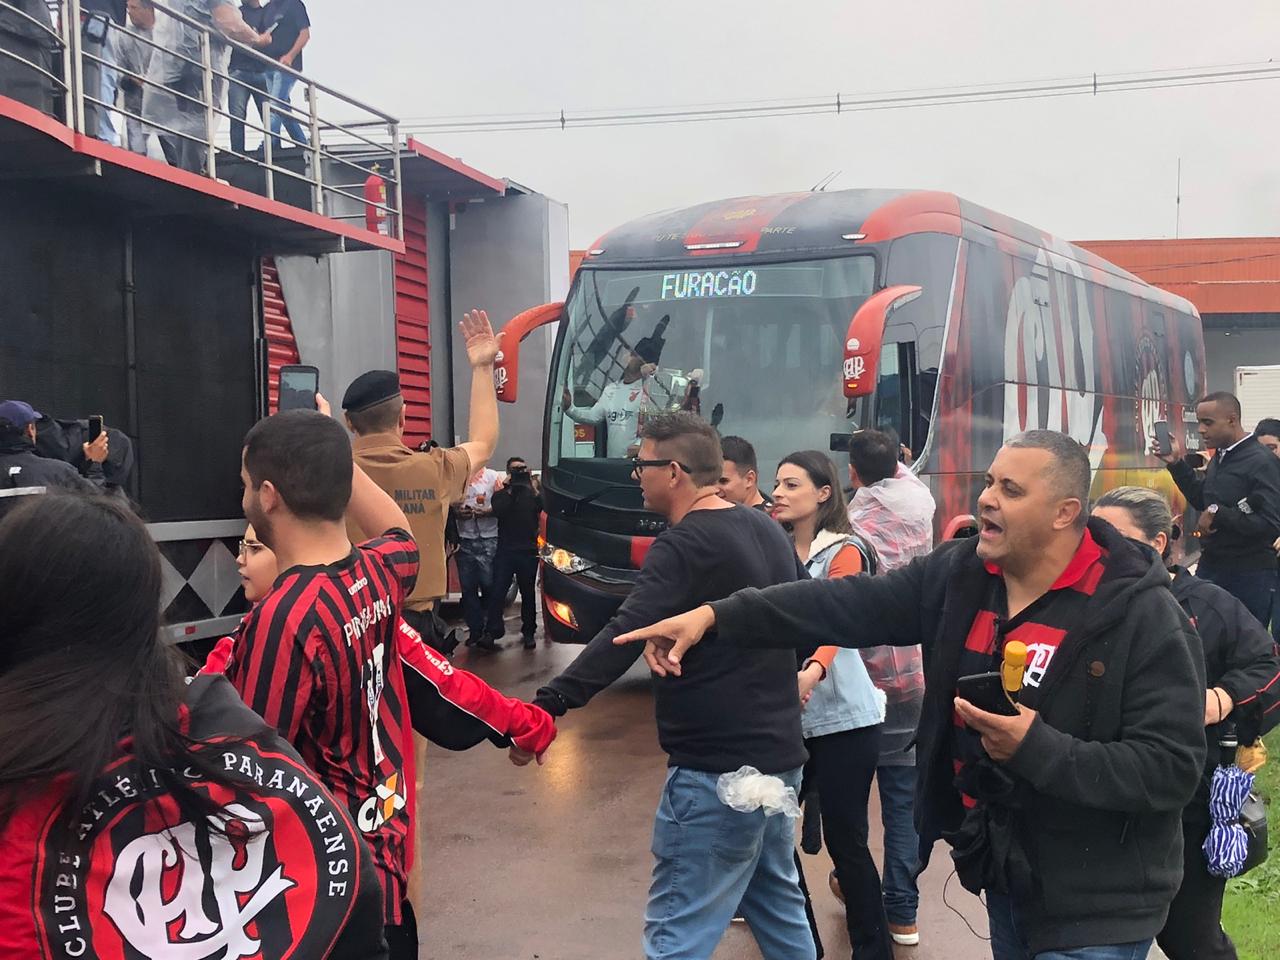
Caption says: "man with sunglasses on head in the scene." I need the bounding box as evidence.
[525,412,816,960]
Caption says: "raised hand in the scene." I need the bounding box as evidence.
[460,309,500,369]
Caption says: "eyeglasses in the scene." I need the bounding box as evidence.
[237,539,265,558]
[630,458,693,480]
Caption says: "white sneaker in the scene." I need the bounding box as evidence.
[889,923,920,946]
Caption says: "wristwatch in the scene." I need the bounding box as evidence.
[1206,504,1220,515]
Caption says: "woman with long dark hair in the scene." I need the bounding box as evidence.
[773,451,893,960]
[1093,486,1280,960]
[0,494,387,958]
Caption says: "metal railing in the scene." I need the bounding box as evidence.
[0,0,402,241]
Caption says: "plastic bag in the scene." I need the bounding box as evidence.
[716,766,801,819]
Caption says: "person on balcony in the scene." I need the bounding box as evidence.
[0,0,57,114]
[260,0,310,150]
[81,1,125,146]
[226,0,271,155]
[141,0,267,173]
[114,0,157,155]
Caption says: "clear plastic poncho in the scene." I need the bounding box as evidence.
[142,0,233,142]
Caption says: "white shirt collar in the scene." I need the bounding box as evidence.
[1219,434,1251,457]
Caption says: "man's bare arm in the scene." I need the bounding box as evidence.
[456,309,500,473]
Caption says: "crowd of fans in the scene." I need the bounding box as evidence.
[0,0,313,173]
[1,313,1279,960]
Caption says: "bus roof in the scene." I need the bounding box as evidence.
[582,189,1196,316]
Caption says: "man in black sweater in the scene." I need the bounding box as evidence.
[525,413,814,960]
[489,456,542,648]
[619,430,1207,960]
[1156,391,1280,627]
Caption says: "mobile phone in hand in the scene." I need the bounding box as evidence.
[1153,421,1173,457]
[88,415,104,443]
[956,672,1020,717]
[278,365,320,412]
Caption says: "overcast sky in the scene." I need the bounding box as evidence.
[303,1,1278,247]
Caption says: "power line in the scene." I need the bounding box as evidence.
[392,59,1280,135]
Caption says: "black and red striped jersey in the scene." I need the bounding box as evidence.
[226,528,419,925]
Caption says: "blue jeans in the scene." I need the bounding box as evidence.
[986,893,1152,960]
[456,536,503,639]
[227,68,269,155]
[646,766,816,960]
[1195,563,1277,631]
[875,765,920,925]
[266,69,309,149]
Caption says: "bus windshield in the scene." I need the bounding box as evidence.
[547,257,877,483]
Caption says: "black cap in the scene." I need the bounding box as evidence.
[342,370,401,413]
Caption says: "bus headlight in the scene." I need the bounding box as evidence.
[541,543,595,575]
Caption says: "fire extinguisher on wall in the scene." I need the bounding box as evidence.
[364,165,389,236]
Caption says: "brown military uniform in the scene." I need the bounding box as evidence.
[349,432,471,611]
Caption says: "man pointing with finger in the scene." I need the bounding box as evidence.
[618,430,1207,960]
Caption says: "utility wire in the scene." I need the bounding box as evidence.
[391,59,1280,135]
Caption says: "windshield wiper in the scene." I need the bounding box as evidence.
[546,477,639,515]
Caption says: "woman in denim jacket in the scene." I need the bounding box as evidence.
[774,450,893,960]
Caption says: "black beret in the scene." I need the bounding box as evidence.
[342,370,401,412]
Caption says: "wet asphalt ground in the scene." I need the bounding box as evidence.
[409,622,1002,960]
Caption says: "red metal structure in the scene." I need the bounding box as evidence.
[396,196,433,445]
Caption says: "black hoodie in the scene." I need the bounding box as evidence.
[711,518,1207,954]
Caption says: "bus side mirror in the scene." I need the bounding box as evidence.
[495,302,564,403]
[842,285,923,398]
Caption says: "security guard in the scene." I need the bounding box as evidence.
[0,400,96,515]
[340,308,501,652]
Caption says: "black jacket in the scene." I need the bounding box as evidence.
[1169,436,1280,571]
[1171,567,1280,752]
[0,436,96,512]
[711,519,1206,954]
[491,481,541,551]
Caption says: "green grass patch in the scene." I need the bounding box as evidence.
[1222,728,1280,960]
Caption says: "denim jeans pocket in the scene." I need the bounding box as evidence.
[711,807,764,865]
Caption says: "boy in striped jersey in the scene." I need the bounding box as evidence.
[229,403,424,955]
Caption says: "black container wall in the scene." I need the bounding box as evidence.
[0,186,258,522]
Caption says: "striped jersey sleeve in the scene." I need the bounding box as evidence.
[228,579,321,744]
[360,527,420,602]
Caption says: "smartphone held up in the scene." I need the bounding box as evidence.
[278,365,320,412]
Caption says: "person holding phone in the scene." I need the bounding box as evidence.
[0,401,97,510]
[1154,392,1280,629]
[617,431,1209,960]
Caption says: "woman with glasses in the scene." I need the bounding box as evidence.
[772,450,894,960]
[224,525,556,757]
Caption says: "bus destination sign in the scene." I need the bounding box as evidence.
[660,269,758,300]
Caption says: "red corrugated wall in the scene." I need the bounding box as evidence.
[262,257,300,414]
[396,196,432,445]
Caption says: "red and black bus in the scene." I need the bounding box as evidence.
[496,190,1205,643]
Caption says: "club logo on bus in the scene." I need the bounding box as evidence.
[1003,248,1104,471]
[1135,336,1166,456]
[843,356,865,383]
